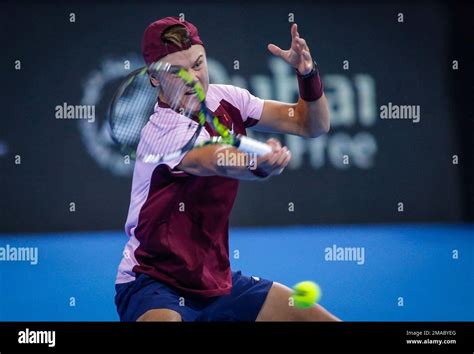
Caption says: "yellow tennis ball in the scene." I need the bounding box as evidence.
[291,281,321,308]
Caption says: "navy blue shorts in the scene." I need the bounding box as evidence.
[115,271,273,322]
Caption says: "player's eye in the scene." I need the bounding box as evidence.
[193,60,202,70]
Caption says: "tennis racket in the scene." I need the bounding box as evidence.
[108,61,272,164]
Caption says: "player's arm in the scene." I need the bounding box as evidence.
[177,138,290,180]
[257,95,329,138]
[255,23,329,138]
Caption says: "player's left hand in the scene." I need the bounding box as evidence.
[256,138,291,177]
[267,23,314,75]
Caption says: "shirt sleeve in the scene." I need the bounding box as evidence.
[214,85,265,128]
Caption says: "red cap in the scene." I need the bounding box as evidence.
[142,17,204,65]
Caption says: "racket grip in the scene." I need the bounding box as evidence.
[238,136,273,156]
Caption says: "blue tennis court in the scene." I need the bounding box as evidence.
[1,224,472,321]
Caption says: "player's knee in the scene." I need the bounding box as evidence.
[137,308,182,322]
[298,304,342,322]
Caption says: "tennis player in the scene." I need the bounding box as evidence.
[115,17,339,321]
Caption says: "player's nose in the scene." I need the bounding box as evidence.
[188,70,199,84]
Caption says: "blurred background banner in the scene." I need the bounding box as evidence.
[1,1,471,232]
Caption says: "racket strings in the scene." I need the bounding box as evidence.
[110,64,207,164]
[112,72,157,149]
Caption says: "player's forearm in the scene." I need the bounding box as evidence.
[294,62,330,138]
[295,93,330,138]
[213,147,267,180]
[178,145,265,180]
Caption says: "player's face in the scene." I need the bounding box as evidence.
[167,45,209,94]
[151,45,209,114]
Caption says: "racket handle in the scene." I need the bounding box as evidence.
[237,136,273,156]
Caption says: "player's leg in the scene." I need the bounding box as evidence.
[256,282,340,321]
[137,308,182,321]
[196,271,273,321]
